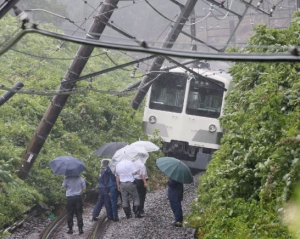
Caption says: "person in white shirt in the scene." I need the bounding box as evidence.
[116,159,143,219]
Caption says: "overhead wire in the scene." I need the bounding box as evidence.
[146,0,213,26]
[2,1,101,87]
[5,48,108,61]
[1,26,299,62]
[200,1,230,18]
[210,0,234,20]
[24,9,88,33]
[104,51,133,71]
[0,0,295,103]
[1,0,298,82]
[0,70,162,97]
[145,0,178,23]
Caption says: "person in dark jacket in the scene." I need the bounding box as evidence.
[168,178,183,227]
[92,159,113,221]
[133,158,148,215]
[108,166,120,222]
[62,175,86,235]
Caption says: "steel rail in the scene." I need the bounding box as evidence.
[40,212,68,239]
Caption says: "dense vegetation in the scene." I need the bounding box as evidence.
[2,1,300,238]
[0,13,165,236]
[187,11,300,238]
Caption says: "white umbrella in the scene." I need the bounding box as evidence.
[112,145,148,163]
[130,141,159,152]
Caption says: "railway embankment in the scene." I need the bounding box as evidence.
[3,173,201,239]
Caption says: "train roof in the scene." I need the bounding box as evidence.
[167,66,232,83]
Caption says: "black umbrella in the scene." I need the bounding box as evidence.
[49,156,87,176]
[94,142,127,158]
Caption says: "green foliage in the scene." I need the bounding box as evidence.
[187,11,300,238]
[283,185,300,238]
[0,158,42,229]
[0,14,155,232]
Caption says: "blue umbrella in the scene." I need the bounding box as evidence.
[156,157,193,184]
[49,156,87,176]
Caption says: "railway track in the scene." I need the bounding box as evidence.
[39,205,110,239]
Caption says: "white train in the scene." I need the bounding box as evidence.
[143,64,232,172]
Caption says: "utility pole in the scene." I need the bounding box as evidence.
[0,0,19,19]
[17,0,120,180]
[130,0,198,110]
[0,81,23,106]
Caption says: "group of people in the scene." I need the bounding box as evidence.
[61,157,184,235]
[92,157,148,222]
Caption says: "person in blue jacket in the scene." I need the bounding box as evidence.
[168,178,183,227]
[108,165,120,222]
[92,159,113,221]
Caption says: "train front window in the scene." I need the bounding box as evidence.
[186,78,225,118]
[149,73,187,113]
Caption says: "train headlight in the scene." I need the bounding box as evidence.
[149,115,156,124]
[208,124,217,132]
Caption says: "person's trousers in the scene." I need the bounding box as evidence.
[120,182,140,207]
[169,200,183,223]
[135,179,147,211]
[110,186,119,219]
[66,195,83,228]
[92,189,113,219]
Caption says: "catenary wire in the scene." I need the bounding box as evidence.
[1,26,299,62]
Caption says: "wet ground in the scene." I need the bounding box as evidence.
[4,174,201,239]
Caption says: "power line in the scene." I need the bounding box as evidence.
[0,71,160,96]
[6,48,108,61]
[145,0,178,23]
[24,9,88,33]
[1,26,299,62]
[104,51,133,71]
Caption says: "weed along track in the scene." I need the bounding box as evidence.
[39,205,109,239]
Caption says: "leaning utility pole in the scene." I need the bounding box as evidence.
[17,0,120,180]
[0,0,19,19]
[130,0,198,110]
[0,81,23,106]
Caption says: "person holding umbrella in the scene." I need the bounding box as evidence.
[133,154,149,216]
[92,159,113,221]
[49,156,87,235]
[115,157,143,219]
[168,178,183,227]
[62,175,86,234]
[156,157,194,228]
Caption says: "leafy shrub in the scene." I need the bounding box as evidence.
[187,11,300,238]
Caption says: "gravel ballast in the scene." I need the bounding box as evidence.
[4,174,201,239]
[100,174,200,239]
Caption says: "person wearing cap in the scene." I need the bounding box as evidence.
[92,159,113,221]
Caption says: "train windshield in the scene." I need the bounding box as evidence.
[186,78,225,118]
[149,73,187,113]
